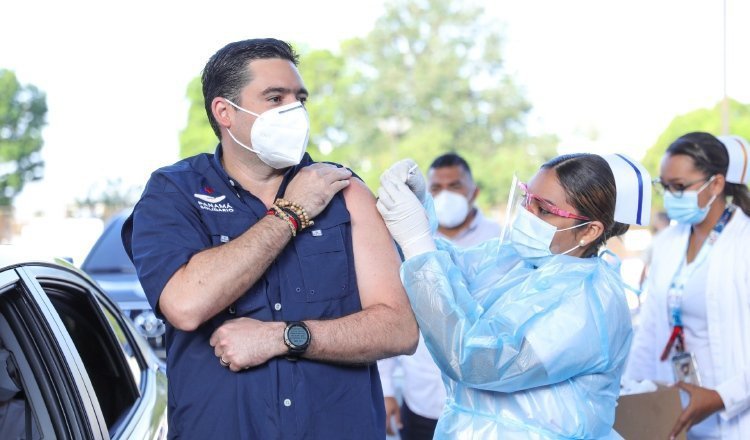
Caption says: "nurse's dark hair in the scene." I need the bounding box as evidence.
[665,131,750,216]
[202,38,300,139]
[542,153,629,258]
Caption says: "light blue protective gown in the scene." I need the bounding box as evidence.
[400,237,632,439]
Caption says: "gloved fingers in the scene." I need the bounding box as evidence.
[385,158,418,182]
[379,168,402,189]
[394,180,422,206]
[377,180,401,210]
[405,165,426,203]
[375,198,389,220]
[380,177,414,202]
[381,159,425,203]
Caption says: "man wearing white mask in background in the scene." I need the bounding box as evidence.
[429,153,501,247]
[123,38,417,439]
[379,152,500,439]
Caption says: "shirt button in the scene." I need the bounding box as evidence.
[274,303,282,311]
[283,399,292,407]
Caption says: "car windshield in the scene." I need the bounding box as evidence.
[81,212,136,274]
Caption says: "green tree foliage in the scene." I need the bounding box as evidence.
[179,77,216,158]
[177,0,558,208]
[0,69,47,207]
[325,0,556,207]
[642,98,750,212]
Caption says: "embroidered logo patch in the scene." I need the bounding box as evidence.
[194,186,234,212]
[194,193,226,204]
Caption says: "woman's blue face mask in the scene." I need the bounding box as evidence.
[510,206,591,263]
[662,175,717,225]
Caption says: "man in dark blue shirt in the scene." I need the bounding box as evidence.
[122,38,418,439]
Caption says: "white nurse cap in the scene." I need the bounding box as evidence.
[717,135,749,185]
[601,154,652,226]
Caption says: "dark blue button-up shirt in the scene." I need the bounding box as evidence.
[123,146,385,439]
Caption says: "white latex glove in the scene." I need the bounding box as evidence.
[381,158,427,203]
[377,163,436,260]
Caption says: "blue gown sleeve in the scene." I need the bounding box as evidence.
[401,249,627,393]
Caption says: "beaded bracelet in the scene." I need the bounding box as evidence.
[275,198,314,230]
[266,206,297,237]
[279,206,302,231]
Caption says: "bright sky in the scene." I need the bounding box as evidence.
[3,0,749,224]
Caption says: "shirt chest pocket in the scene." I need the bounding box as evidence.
[292,224,351,303]
[204,213,253,246]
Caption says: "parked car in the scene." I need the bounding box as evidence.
[0,249,167,439]
[81,210,166,359]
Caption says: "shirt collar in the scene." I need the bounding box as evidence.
[210,143,314,196]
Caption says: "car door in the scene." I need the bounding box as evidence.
[0,262,167,440]
[0,264,108,439]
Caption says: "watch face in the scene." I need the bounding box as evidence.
[287,325,309,347]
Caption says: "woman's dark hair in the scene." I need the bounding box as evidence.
[665,131,750,216]
[202,38,299,139]
[541,153,629,257]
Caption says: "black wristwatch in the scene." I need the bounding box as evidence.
[283,321,311,360]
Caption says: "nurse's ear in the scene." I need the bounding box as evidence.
[577,221,605,250]
[708,173,726,198]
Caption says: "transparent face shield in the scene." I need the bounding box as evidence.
[500,173,522,246]
[500,174,592,247]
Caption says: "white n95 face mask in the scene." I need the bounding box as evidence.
[225,99,310,169]
[510,206,591,262]
[433,190,470,228]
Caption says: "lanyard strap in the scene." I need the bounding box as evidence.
[661,205,734,360]
[660,325,684,361]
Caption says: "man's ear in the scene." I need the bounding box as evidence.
[212,97,232,130]
[469,186,479,204]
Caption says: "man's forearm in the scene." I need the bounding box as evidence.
[160,214,292,330]
[303,303,418,364]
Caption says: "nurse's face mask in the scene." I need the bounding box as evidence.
[224,99,310,169]
[510,182,591,260]
[660,175,717,225]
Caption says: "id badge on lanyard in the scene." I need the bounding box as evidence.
[660,206,734,385]
[672,352,701,385]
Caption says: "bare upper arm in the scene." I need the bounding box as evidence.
[343,178,410,310]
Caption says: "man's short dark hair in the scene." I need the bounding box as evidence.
[202,38,299,138]
[429,152,472,177]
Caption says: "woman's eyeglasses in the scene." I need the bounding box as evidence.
[652,176,713,198]
[518,182,591,221]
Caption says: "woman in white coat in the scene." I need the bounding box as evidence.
[625,132,750,440]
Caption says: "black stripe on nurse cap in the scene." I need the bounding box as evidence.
[601,154,652,226]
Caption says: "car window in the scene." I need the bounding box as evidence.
[101,303,142,389]
[81,213,135,275]
[40,280,139,433]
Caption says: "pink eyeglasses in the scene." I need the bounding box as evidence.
[518,182,591,221]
